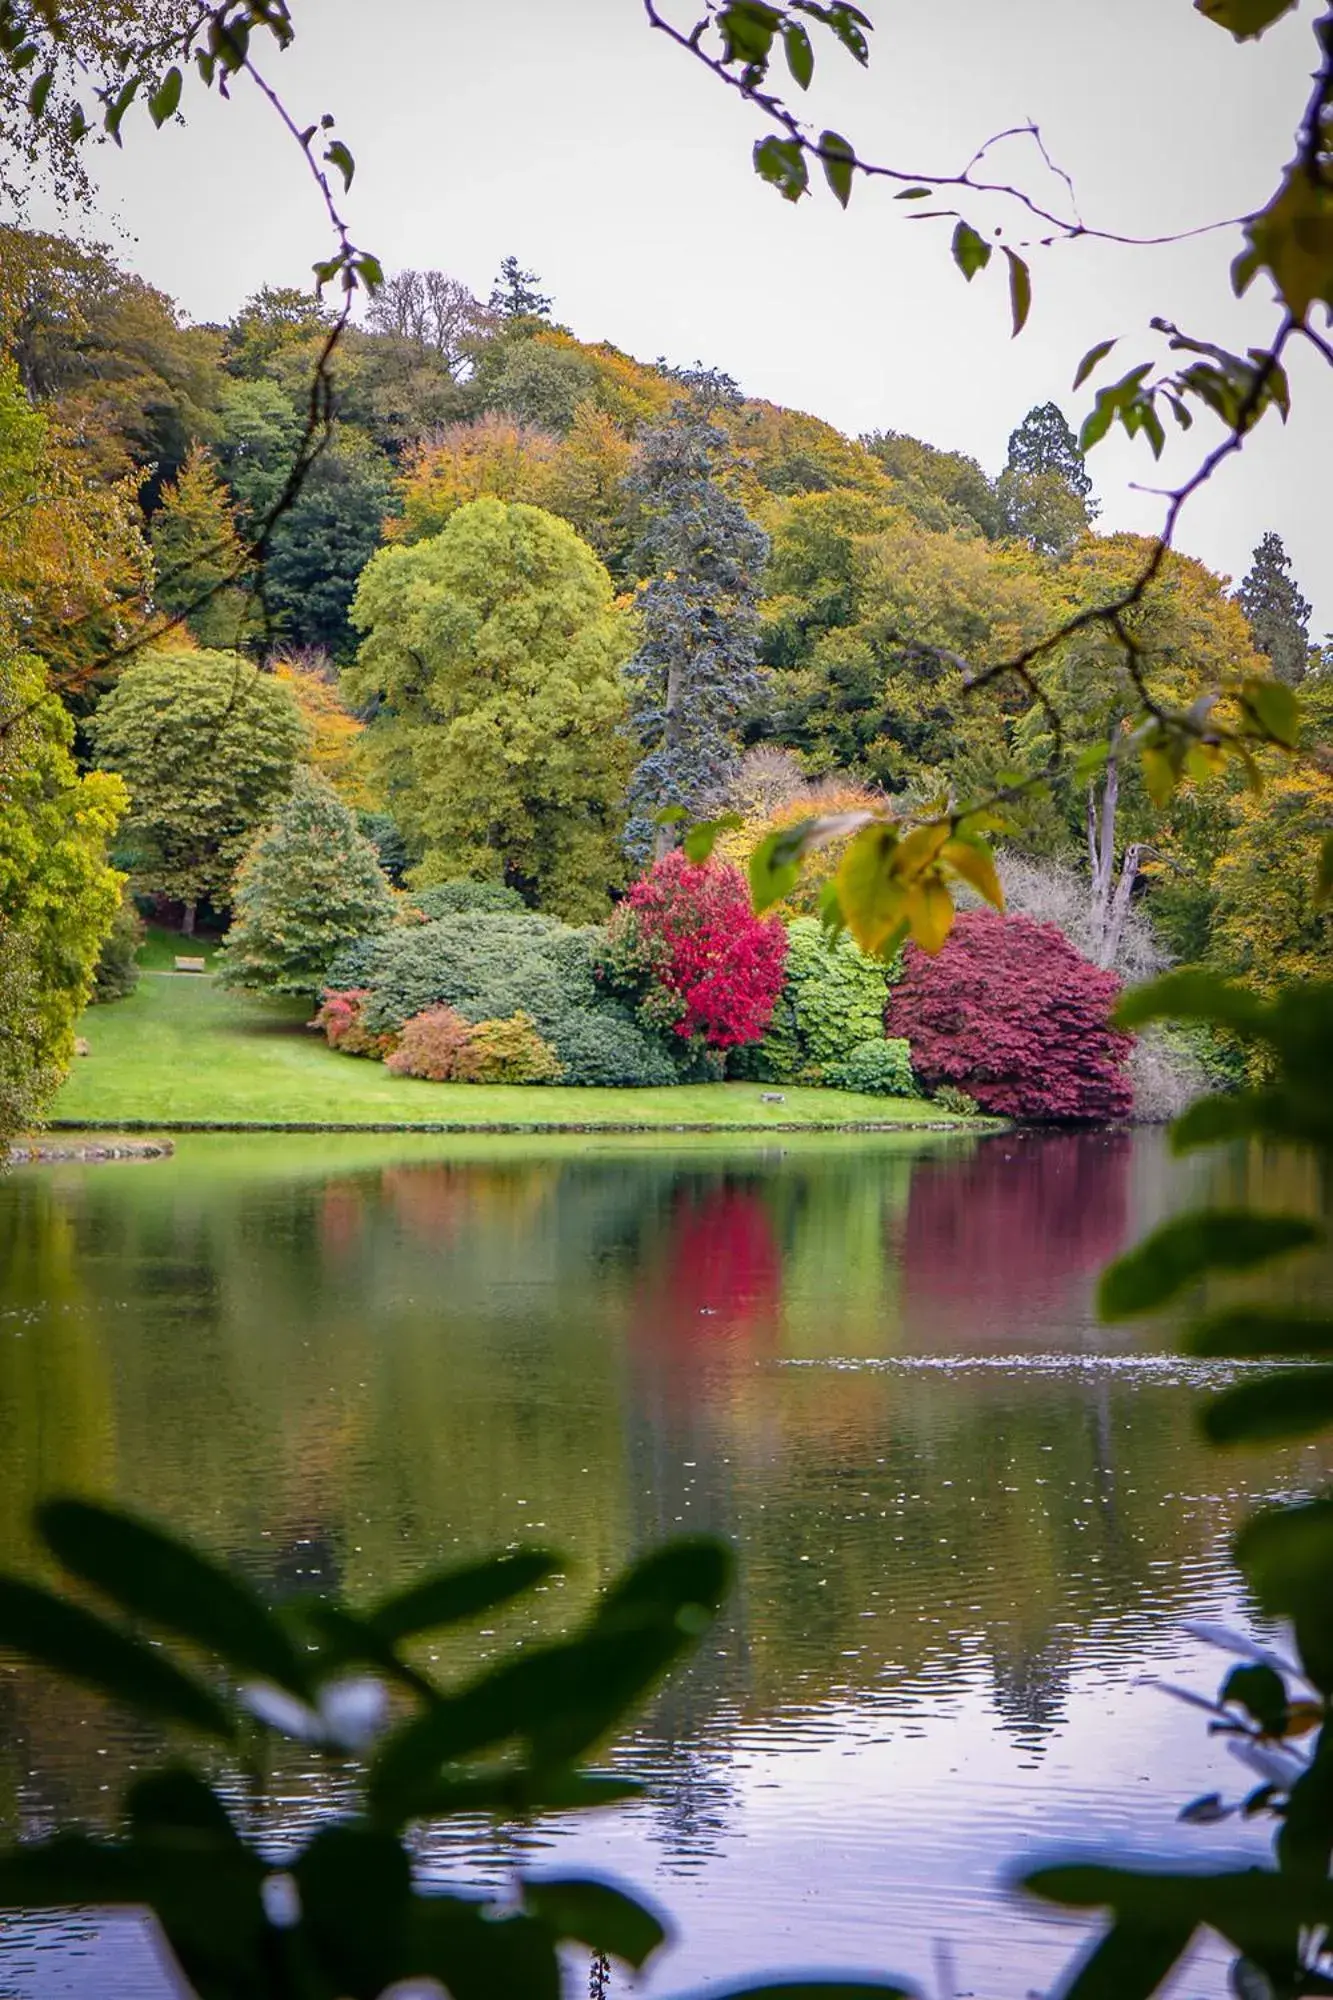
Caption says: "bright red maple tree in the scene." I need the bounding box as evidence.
[606,851,788,1050]
[889,909,1134,1122]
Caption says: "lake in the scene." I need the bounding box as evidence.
[1,1126,1329,1999]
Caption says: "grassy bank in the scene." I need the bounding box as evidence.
[52,973,979,1133]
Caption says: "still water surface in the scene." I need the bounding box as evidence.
[1,1127,1330,1998]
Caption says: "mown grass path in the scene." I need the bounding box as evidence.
[53,974,979,1133]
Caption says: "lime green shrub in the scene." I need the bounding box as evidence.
[825,1037,915,1097]
[740,917,894,1083]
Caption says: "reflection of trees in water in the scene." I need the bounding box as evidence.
[988,1629,1075,1749]
[901,1130,1133,1349]
[3,1136,1322,1838]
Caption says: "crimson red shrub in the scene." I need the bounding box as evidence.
[602,851,788,1051]
[311,989,397,1059]
[888,910,1133,1122]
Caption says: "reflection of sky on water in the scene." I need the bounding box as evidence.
[1,1129,1329,1998]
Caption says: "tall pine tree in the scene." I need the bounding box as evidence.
[623,375,769,859]
[1237,531,1311,685]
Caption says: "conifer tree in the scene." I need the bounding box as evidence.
[218,768,397,997]
[623,375,769,858]
[150,444,253,650]
[487,256,552,321]
[997,401,1095,559]
[1236,530,1311,685]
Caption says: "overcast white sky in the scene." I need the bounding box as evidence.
[48,0,1333,629]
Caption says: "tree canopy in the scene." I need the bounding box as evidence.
[346,498,633,920]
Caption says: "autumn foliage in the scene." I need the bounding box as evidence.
[311,989,397,1060]
[603,851,788,1050]
[889,910,1133,1122]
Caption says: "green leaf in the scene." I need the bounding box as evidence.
[1003,248,1031,336]
[1073,337,1117,389]
[1112,968,1266,1033]
[1194,0,1298,38]
[1098,1210,1320,1319]
[1203,1366,1333,1446]
[753,135,809,202]
[294,1822,411,1997]
[367,1549,560,1643]
[591,1537,732,1636]
[0,1577,233,1737]
[1222,1663,1289,1732]
[27,68,53,117]
[148,66,182,127]
[893,185,933,200]
[126,1769,241,1843]
[1169,1091,1285,1153]
[718,2,780,66]
[1185,1308,1333,1359]
[1241,675,1301,747]
[1060,1917,1196,2000]
[1235,1499,1333,1636]
[782,19,814,87]
[324,138,355,190]
[824,4,872,64]
[354,252,385,292]
[522,1877,666,1969]
[750,818,818,913]
[37,1498,309,1695]
[369,1540,731,1821]
[682,814,744,865]
[410,1895,560,2000]
[818,130,856,208]
[950,220,991,281]
[837,823,905,955]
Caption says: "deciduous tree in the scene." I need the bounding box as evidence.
[89,647,306,932]
[889,910,1133,1122]
[347,498,632,920]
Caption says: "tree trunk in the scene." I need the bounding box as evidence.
[182,900,197,938]
[1103,842,1143,970]
[1087,760,1118,960]
[1085,761,1142,969]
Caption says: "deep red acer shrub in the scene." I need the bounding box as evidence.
[602,851,788,1050]
[888,910,1134,1122]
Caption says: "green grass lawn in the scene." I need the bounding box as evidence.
[135,923,224,971]
[53,973,976,1132]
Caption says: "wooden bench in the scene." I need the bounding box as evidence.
[174,956,208,973]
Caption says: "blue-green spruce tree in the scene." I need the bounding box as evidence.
[623,374,769,860]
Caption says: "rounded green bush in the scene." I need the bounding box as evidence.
[408,880,527,919]
[825,1037,916,1097]
[744,918,894,1083]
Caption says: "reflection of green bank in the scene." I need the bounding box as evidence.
[50,973,990,1132]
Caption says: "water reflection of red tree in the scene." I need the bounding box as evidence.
[633,1183,782,1373]
[901,1132,1132,1349]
